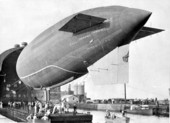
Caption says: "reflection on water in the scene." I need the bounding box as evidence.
[77,109,169,123]
[0,110,168,123]
[0,115,16,123]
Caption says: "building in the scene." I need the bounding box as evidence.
[49,86,61,103]
[67,84,74,95]
[61,95,79,104]
[73,84,85,102]
[0,45,33,105]
[0,44,65,105]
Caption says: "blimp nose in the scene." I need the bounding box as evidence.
[119,8,152,34]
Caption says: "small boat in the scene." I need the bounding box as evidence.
[105,115,130,123]
[126,105,153,115]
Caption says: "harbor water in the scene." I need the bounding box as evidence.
[0,115,16,123]
[77,109,169,123]
[0,109,168,123]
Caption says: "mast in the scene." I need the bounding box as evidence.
[124,83,127,104]
[169,88,170,120]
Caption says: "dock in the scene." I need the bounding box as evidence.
[75,103,169,117]
[50,113,92,123]
[0,108,92,123]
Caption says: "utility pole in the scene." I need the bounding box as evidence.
[124,83,126,104]
[46,88,50,103]
[169,88,170,123]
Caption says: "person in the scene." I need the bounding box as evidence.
[0,101,3,108]
[28,102,32,111]
[105,110,111,118]
[8,101,11,107]
[23,101,25,110]
[34,100,42,114]
[13,102,16,108]
[46,109,51,116]
[61,100,65,113]
[111,113,116,119]
[33,114,38,119]
[73,103,77,114]
[41,113,49,120]
[38,109,45,116]
[66,102,69,113]
[52,103,59,114]
[34,103,38,114]
[58,103,62,114]
[26,113,33,120]
[38,101,43,113]
[44,102,49,112]
[122,110,126,117]
[155,99,159,115]
[31,101,35,108]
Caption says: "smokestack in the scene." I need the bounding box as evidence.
[68,84,71,92]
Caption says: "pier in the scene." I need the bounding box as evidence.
[0,107,92,123]
[74,103,169,117]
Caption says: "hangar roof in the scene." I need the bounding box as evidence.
[0,47,22,72]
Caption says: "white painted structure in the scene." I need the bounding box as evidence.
[61,95,79,104]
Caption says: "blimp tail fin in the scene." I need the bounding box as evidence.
[118,26,164,47]
[133,26,164,41]
[59,13,106,33]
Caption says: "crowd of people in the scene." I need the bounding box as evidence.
[0,98,78,121]
[52,99,70,114]
[26,99,76,121]
[7,101,27,109]
[105,110,126,119]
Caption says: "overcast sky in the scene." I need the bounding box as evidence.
[0,0,170,100]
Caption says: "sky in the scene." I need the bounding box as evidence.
[0,0,170,100]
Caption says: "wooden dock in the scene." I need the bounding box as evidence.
[0,108,92,123]
[50,113,92,123]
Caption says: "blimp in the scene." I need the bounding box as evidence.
[16,6,163,89]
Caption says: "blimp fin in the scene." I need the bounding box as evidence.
[59,13,106,33]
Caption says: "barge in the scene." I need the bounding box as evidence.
[0,108,92,123]
[105,116,130,123]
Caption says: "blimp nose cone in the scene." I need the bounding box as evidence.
[120,8,152,34]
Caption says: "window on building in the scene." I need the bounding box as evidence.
[6,94,10,98]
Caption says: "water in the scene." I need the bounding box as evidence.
[0,115,16,123]
[77,109,169,123]
[0,110,169,123]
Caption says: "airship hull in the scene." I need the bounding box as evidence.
[16,6,153,88]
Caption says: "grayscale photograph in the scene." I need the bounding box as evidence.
[0,0,169,123]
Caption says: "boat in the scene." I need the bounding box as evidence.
[105,116,130,123]
[126,105,153,115]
